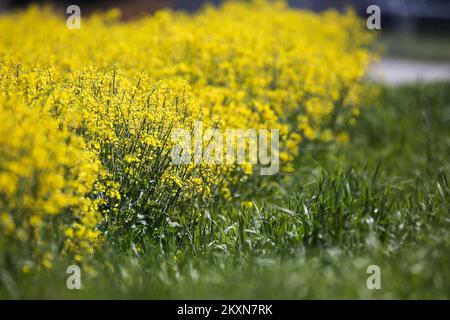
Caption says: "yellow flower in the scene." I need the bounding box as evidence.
[65,228,74,238]
[241,163,253,175]
[242,200,254,209]
[22,264,31,274]
[42,252,53,269]
[336,132,350,144]
[0,213,15,233]
[29,216,42,228]
[320,129,334,143]
[0,0,375,260]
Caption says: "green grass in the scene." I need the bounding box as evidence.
[1,82,449,299]
[380,31,450,61]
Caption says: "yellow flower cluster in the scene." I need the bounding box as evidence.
[0,1,375,261]
[0,94,102,268]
